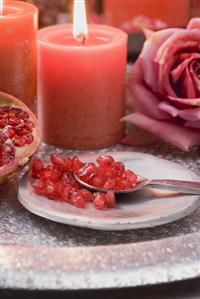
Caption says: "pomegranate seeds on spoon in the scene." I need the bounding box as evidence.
[77,154,138,191]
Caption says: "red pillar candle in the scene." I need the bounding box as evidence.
[0,1,38,107]
[38,23,127,149]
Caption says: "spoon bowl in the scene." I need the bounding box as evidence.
[75,174,200,195]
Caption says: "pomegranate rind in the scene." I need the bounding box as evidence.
[0,92,41,178]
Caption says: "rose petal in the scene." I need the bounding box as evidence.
[168,95,200,106]
[185,120,200,128]
[128,58,143,82]
[187,18,200,30]
[128,82,170,120]
[139,28,179,93]
[122,112,200,151]
[159,101,200,121]
[128,60,169,120]
[125,85,137,111]
[179,107,200,121]
[121,126,159,146]
[158,101,179,117]
[170,53,200,98]
[155,30,200,97]
[170,53,200,85]
[178,67,197,98]
[189,60,200,97]
[191,59,200,78]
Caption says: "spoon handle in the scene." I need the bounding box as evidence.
[147,179,200,195]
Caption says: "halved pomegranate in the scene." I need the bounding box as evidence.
[0,92,41,178]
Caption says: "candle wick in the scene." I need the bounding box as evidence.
[76,33,86,46]
[81,36,86,46]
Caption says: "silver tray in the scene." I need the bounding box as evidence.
[1,143,200,290]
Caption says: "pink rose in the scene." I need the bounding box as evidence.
[123,18,200,151]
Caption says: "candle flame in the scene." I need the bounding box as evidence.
[73,0,88,44]
[0,0,3,15]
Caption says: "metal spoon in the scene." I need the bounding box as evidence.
[75,174,200,195]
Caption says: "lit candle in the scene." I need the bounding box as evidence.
[38,0,127,150]
[0,0,38,107]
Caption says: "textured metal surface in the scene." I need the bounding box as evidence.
[1,142,200,289]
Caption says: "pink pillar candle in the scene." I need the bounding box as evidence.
[0,1,38,107]
[38,24,127,149]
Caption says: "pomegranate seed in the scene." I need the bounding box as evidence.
[60,171,80,188]
[17,119,25,125]
[0,110,6,117]
[79,189,94,202]
[74,197,87,208]
[93,193,106,210]
[25,134,33,145]
[1,127,15,141]
[63,157,72,171]
[32,179,43,189]
[51,154,64,166]
[55,182,62,195]
[117,177,129,190]
[46,180,56,194]
[32,179,46,196]
[71,156,84,173]
[111,162,125,176]
[40,167,60,181]
[8,118,18,126]
[96,155,115,167]
[70,190,87,208]
[62,183,74,192]
[62,187,71,202]
[123,170,137,186]
[45,180,61,200]
[30,159,43,178]
[12,136,26,147]
[105,192,116,208]
[17,110,29,120]
[60,171,71,184]
[3,143,14,153]
[8,109,17,118]
[103,178,116,190]
[25,121,35,129]
[62,184,75,201]
[103,169,114,179]
[0,119,7,129]
[0,143,15,167]
[16,124,32,136]
[90,176,104,188]
[5,127,16,139]
[78,162,97,181]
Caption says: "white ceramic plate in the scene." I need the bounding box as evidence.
[18,151,200,230]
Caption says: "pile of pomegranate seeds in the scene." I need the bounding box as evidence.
[77,155,137,190]
[0,106,35,166]
[30,154,116,210]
